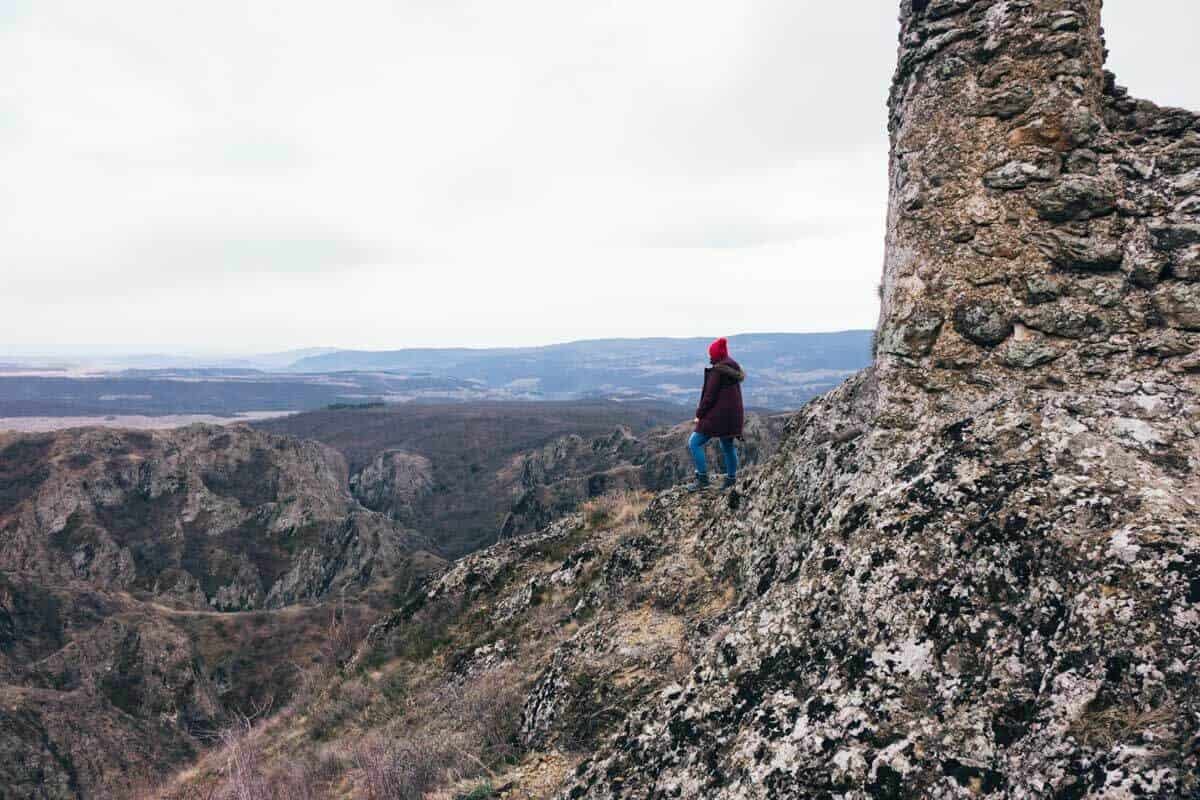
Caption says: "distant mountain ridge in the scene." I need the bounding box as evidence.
[287,331,873,409]
[289,332,870,371]
[1,332,872,421]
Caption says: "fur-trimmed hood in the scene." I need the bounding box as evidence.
[710,360,745,383]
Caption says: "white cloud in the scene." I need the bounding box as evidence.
[0,0,1196,353]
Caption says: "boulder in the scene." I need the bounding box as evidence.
[952,300,1013,346]
[1030,175,1117,221]
[982,154,1060,190]
[1032,229,1124,272]
[1154,282,1200,330]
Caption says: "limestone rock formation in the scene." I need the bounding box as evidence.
[0,425,429,611]
[257,401,689,557]
[562,374,1198,797]
[349,449,434,526]
[0,425,442,798]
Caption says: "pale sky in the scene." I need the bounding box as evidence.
[2,1,1197,355]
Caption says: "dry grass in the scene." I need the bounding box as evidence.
[152,714,345,800]
[581,490,650,531]
[352,666,525,800]
[307,676,376,740]
[1067,704,1178,750]
[320,597,372,669]
[170,659,527,799]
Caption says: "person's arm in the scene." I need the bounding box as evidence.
[695,370,720,421]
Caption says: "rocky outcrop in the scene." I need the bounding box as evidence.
[874,0,1200,405]
[237,352,1192,799]
[555,1,1200,796]
[561,372,1198,798]
[349,449,434,526]
[258,401,690,557]
[0,425,443,798]
[0,425,430,611]
[311,2,1197,797]
[498,415,786,538]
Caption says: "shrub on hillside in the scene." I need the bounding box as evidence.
[351,666,524,800]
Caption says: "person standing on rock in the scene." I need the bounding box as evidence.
[687,337,745,492]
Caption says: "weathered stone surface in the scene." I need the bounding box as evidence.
[1175,195,1200,215]
[1172,170,1200,195]
[924,0,973,21]
[1170,352,1200,373]
[1020,301,1104,340]
[349,449,433,524]
[1033,229,1125,272]
[1149,220,1200,250]
[874,0,1200,400]
[1172,244,1200,280]
[1009,116,1072,151]
[879,310,945,357]
[560,373,1200,799]
[975,84,1034,119]
[1065,105,1104,147]
[1154,282,1200,330]
[982,153,1060,189]
[1030,175,1117,221]
[1158,136,1200,174]
[1001,338,1061,368]
[1024,274,1064,304]
[1137,329,1198,358]
[1124,236,1169,287]
[952,299,1013,346]
[1065,148,1099,174]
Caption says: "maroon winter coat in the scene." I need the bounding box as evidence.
[695,358,745,438]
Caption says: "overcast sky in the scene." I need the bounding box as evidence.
[3,1,1198,355]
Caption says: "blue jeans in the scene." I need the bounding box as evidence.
[688,432,738,478]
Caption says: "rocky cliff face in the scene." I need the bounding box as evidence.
[0,425,441,799]
[256,401,689,557]
[349,449,435,528]
[562,375,1198,798]
[560,1,1200,796]
[0,425,428,611]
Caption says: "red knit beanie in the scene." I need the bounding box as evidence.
[708,337,729,362]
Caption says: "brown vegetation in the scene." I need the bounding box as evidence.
[152,487,733,800]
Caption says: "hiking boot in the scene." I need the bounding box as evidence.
[686,473,710,493]
[721,475,736,490]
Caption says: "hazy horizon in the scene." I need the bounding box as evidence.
[1,328,874,361]
[4,1,1199,353]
